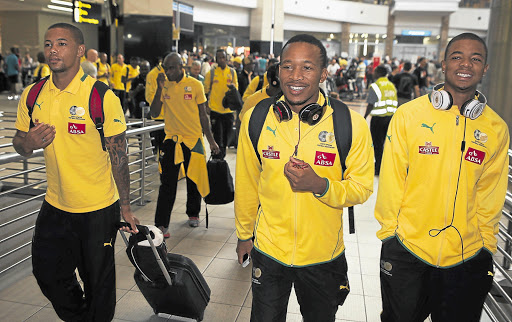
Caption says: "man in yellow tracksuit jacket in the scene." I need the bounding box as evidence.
[235,34,374,322]
[375,33,510,322]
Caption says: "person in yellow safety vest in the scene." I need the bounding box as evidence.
[375,32,509,322]
[364,65,397,175]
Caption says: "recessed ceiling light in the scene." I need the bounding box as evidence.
[50,0,73,6]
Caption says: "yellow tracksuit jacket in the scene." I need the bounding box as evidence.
[235,95,374,266]
[375,95,509,267]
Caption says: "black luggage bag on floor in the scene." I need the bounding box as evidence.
[119,224,211,321]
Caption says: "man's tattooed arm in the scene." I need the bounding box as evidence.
[106,132,139,233]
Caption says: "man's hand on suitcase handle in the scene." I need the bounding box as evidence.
[117,222,147,234]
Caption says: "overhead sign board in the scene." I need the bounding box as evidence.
[401,30,432,37]
[173,1,194,34]
[73,0,101,25]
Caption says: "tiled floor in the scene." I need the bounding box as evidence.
[0,164,384,322]
[0,95,492,321]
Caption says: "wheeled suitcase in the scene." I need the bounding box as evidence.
[118,223,211,321]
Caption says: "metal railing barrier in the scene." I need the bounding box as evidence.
[0,115,164,285]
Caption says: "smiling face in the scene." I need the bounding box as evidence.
[279,42,327,112]
[44,27,84,74]
[442,39,488,94]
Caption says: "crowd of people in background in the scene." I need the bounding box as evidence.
[0,42,445,118]
[0,43,447,166]
[323,54,445,103]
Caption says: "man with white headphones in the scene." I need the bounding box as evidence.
[375,33,510,321]
[235,34,374,321]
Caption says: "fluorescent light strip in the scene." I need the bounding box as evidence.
[47,4,73,12]
[50,0,73,6]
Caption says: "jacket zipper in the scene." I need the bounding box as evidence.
[291,190,297,267]
[436,114,460,267]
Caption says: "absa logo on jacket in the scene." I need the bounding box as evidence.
[465,147,485,165]
[68,122,85,134]
[314,151,336,166]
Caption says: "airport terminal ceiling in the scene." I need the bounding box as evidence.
[0,0,494,59]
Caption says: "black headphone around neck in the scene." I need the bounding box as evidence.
[429,83,487,120]
[273,89,328,125]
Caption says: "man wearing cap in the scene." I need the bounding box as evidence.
[233,56,243,73]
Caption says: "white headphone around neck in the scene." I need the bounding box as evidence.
[430,83,487,120]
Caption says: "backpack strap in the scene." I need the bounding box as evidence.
[248,97,274,164]
[330,98,355,233]
[256,75,264,92]
[330,98,352,175]
[26,76,49,128]
[89,81,109,151]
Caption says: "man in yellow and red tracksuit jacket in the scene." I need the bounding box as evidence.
[235,34,374,322]
[375,33,510,322]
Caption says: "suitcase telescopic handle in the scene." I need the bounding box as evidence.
[117,222,173,286]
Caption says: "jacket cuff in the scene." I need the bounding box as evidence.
[238,237,253,242]
[313,177,329,198]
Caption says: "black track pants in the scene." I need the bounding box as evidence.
[380,237,494,322]
[250,249,350,322]
[32,200,120,322]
